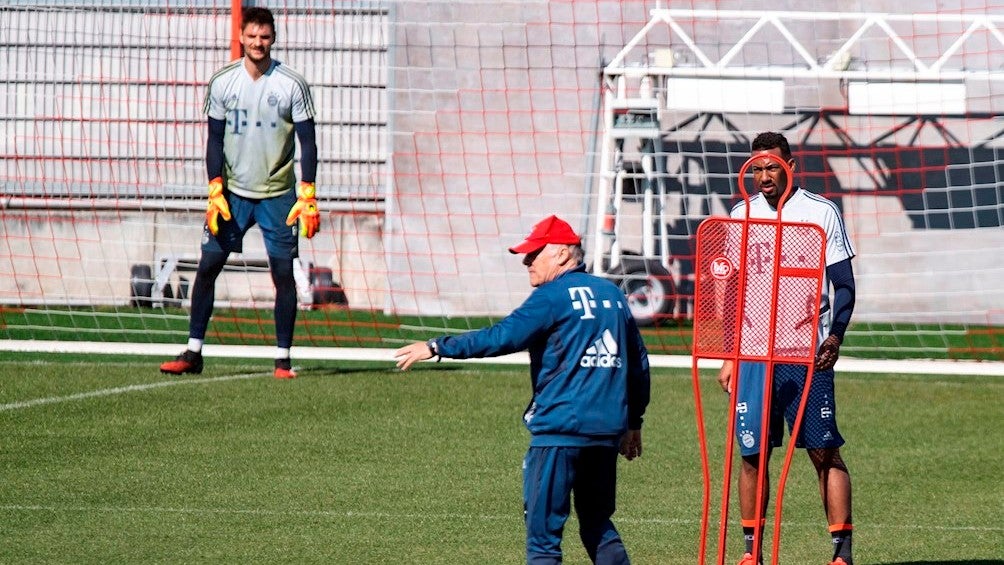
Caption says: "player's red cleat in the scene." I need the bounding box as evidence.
[737,553,762,565]
[160,350,203,375]
[828,558,849,565]
[274,358,297,379]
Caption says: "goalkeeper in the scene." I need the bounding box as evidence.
[160,7,319,379]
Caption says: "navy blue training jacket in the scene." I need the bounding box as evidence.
[432,264,651,448]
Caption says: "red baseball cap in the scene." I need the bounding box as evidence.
[508,215,582,254]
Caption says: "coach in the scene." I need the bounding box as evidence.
[395,215,651,565]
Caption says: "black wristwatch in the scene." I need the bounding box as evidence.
[426,339,441,362]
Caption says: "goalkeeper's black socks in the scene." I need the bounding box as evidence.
[270,255,297,348]
[830,524,853,564]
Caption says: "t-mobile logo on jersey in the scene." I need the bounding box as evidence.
[227,109,249,134]
[568,287,598,319]
[226,108,279,135]
[747,238,813,274]
[747,240,774,274]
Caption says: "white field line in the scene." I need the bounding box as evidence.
[0,372,267,412]
[3,340,1004,376]
[0,503,1000,532]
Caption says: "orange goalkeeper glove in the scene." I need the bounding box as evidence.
[285,181,320,238]
[205,176,231,236]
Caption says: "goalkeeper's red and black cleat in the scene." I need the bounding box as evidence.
[274,358,297,379]
[160,350,203,375]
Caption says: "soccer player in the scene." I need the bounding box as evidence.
[160,7,319,379]
[394,215,651,565]
[718,131,856,565]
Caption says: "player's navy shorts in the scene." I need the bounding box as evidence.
[201,188,299,259]
[733,362,844,456]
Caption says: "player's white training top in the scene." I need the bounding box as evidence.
[730,187,856,351]
[204,59,315,199]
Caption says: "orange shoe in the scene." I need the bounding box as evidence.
[737,553,761,565]
[274,358,297,379]
[160,350,203,375]
[828,559,849,565]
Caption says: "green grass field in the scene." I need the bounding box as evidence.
[1,352,1002,564]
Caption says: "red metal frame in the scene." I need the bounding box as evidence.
[691,153,827,564]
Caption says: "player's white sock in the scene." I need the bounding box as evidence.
[276,347,290,360]
[187,338,203,353]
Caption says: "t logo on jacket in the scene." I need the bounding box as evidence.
[569,287,598,319]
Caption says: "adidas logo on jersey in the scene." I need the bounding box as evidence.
[580,329,623,368]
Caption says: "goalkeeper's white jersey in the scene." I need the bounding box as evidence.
[730,187,855,347]
[204,59,315,199]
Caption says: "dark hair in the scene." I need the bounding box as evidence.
[242,7,275,31]
[751,131,792,159]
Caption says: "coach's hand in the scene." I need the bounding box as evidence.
[815,335,842,371]
[393,341,435,371]
[205,177,231,235]
[286,181,320,238]
[619,429,643,461]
